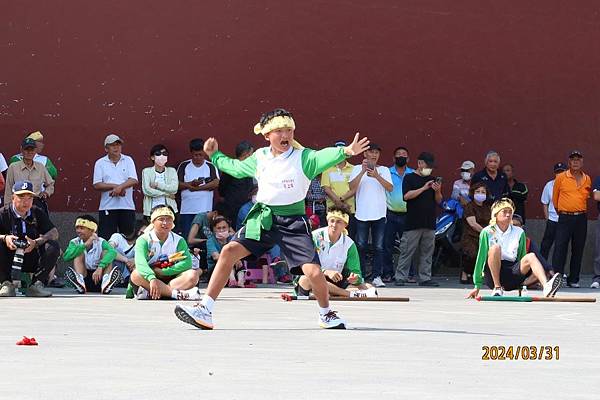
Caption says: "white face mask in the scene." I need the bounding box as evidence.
[421,168,432,177]
[154,155,168,167]
[251,195,257,204]
[473,193,487,203]
[461,172,472,181]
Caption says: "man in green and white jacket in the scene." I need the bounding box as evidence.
[295,205,377,298]
[63,215,120,294]
[466,198,562,298]
[129,205,200,300]
[174,108,370,330]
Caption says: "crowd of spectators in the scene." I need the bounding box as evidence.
[1,128,599,298]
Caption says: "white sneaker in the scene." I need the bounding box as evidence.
[174,303,214,330]
[176,287,202,301]
[350,287,378,298]
[318,310,346,329]
[136,287,150,300]
[492,287,504,296]
[591,281,600,289]
[372,276,385,288]
[101,266,122,294]
[65,266,86,294]
[543,273,562,297]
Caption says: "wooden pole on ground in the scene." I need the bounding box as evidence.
[281,293,410,302]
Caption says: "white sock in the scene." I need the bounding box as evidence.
[319,306,331,316]
[201,295,215,312]
[171,289,179,299]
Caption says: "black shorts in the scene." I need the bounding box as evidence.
[484,260,530,291]
[233,215,319,275]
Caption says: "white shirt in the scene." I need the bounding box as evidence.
[179,160,219,215]
[93,154,138,211]
[312,227,354,273]
[541,180,558,222]
[109,233,136,258]
[255,147,310,206]
[487,224,524,262]
[350,165,393,221]
[0,153,7,173]
[151,171,167,208]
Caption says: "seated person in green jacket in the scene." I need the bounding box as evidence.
[295,206,377,298]
[206,216,249,288]
[130,205,200,300]
[63,215,121,294]
[466,198,562,298]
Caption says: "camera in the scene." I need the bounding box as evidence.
[435,176,443,184]
[13,237,29,249]
[367,162,376,170]
[11,237,29,281]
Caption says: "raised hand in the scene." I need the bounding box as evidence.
[204,137,219,158]
[344,132,370,156]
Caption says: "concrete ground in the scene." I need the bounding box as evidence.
[1,279,599,400]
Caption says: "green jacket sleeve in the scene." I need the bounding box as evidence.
[345,242,363,285]
[301,147,347,180]
[473,229,490,289]
[98,240,117,269]
[211,151,257,179]
[63,241,85,262]
[517,232,527,260]
[161,238,193,276]
[45,158,58,179]
[134,236,156,282]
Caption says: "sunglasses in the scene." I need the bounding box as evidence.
[153,150,168,156]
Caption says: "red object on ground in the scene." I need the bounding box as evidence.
[16,336,38,346]
[281,293,293,302]
[475,296,482,302]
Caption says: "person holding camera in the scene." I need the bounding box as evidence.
[176,138,220,238]
[0,180,59,297]
[394,152,442,287]
[349,143,393,287]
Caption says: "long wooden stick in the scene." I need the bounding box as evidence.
[281,293,409,302]
[476,296,596,303]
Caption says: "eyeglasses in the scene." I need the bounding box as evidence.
[153,150,168,156]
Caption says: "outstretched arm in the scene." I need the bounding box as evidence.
[204,137,257,179]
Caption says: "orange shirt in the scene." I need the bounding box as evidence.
[552,170,591,212]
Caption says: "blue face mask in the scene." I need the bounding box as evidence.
[474,193,487,203]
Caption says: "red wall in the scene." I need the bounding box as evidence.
[2,1,600,215]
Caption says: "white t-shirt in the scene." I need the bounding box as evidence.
[350,165,393,221]
[93,154,138,211]
[541,180,558,222]
[0,153,7,173]
[108,233,136,258]
[179,160,220,215]
[151,170,167,208]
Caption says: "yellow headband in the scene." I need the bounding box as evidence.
[253,115,303,149]
[489,198,515,226]
[75,218,98,232]
[327,210,350,225]
[27,131,43,141]
[151,207,175,223]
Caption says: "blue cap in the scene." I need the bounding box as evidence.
[12,180,35,196]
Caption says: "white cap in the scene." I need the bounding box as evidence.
[104,134,123,146]
[460,160,475,170]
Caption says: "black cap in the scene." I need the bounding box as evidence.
[417,151,435,167]
[553,162,567,173]
[368,143,381,151]
[21,138,36,149]
[569,150,583,158]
